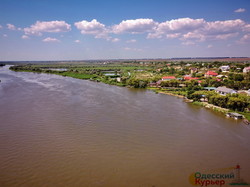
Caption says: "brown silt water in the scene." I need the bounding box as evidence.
[1,65,250,187]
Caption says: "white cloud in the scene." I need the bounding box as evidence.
[124,47,142,52]
[181,41,195,46]
[238,34,250,43]
[113,18,157,34]
[74,40,80,43]
[207,44,213,48]
[148,18,206,38]
[22,35,29,39]
[24,21,71,35]
[74,19,108,38]
[126,39,137,43]
[111,38,120,42]
[148,18,205,39]
[214,33,239,40]
[182,31,205,41]
[42,37,60,42]
[166,33,181,39]
[234,8,246,13]
[3,34,8,37]
[205,19,244,35]
[7,23,16,30]
[0,25,2,29]
[162,18,205,31]
[243,24,250,32]
[148,18,249,45]
[19,17,250,46]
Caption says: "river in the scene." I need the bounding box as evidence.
[0,65,250,187]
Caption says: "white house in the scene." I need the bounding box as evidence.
[219,65,230,72]
[215,87,237,96]
[243,67,250,73]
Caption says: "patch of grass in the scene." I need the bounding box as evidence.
[192,101,205,106]
[59,72,95,79]
[147,87,159,90]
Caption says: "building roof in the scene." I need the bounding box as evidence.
[156,80,162,84]
[184,76,199,80]
[204,87,216,90]
[215,87,236,93]
[205,71,218,76]
[243,66,250,70]
[220,65,230,68]
[162,76,176,80]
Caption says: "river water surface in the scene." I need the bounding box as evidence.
[0,65,250,187]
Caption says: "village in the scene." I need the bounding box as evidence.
[125,60,250,122]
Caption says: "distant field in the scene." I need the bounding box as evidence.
[136,57,250,62]
[1,57,250,65]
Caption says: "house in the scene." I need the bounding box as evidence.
[243,67,250,73]
[149,82,157,87]
[219,65,230,72]
[184,76,199,80]
[149,80,163,87]
[173,66,183,70]
[215,87,237,95]
[156,80,162,85]
[217,75,227,78]
[116,77,121,82]
[248,89,250,96]
[205,71,218,78]
[162,76,176,81]
[238,89,250,96]
[190,67,198,74]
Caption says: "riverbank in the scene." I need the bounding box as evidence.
[192,101,229,113]
[155,89,250,121]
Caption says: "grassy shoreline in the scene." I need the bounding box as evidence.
[149,88,250,121]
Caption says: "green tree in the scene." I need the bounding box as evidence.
[227,97,248,112]
[209,95,228,108]
[169,67,176,74]
[127,78,148,88]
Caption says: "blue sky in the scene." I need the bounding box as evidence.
[0,0,250,60]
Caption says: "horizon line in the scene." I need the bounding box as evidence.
[1,56,250,62]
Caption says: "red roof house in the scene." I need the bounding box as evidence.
[184,76,199,80]
[162,76,176,81]
[205,71,218,78]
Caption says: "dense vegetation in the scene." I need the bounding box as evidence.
[188,91,250,112]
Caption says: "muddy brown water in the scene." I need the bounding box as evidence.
[1,65,250,187]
